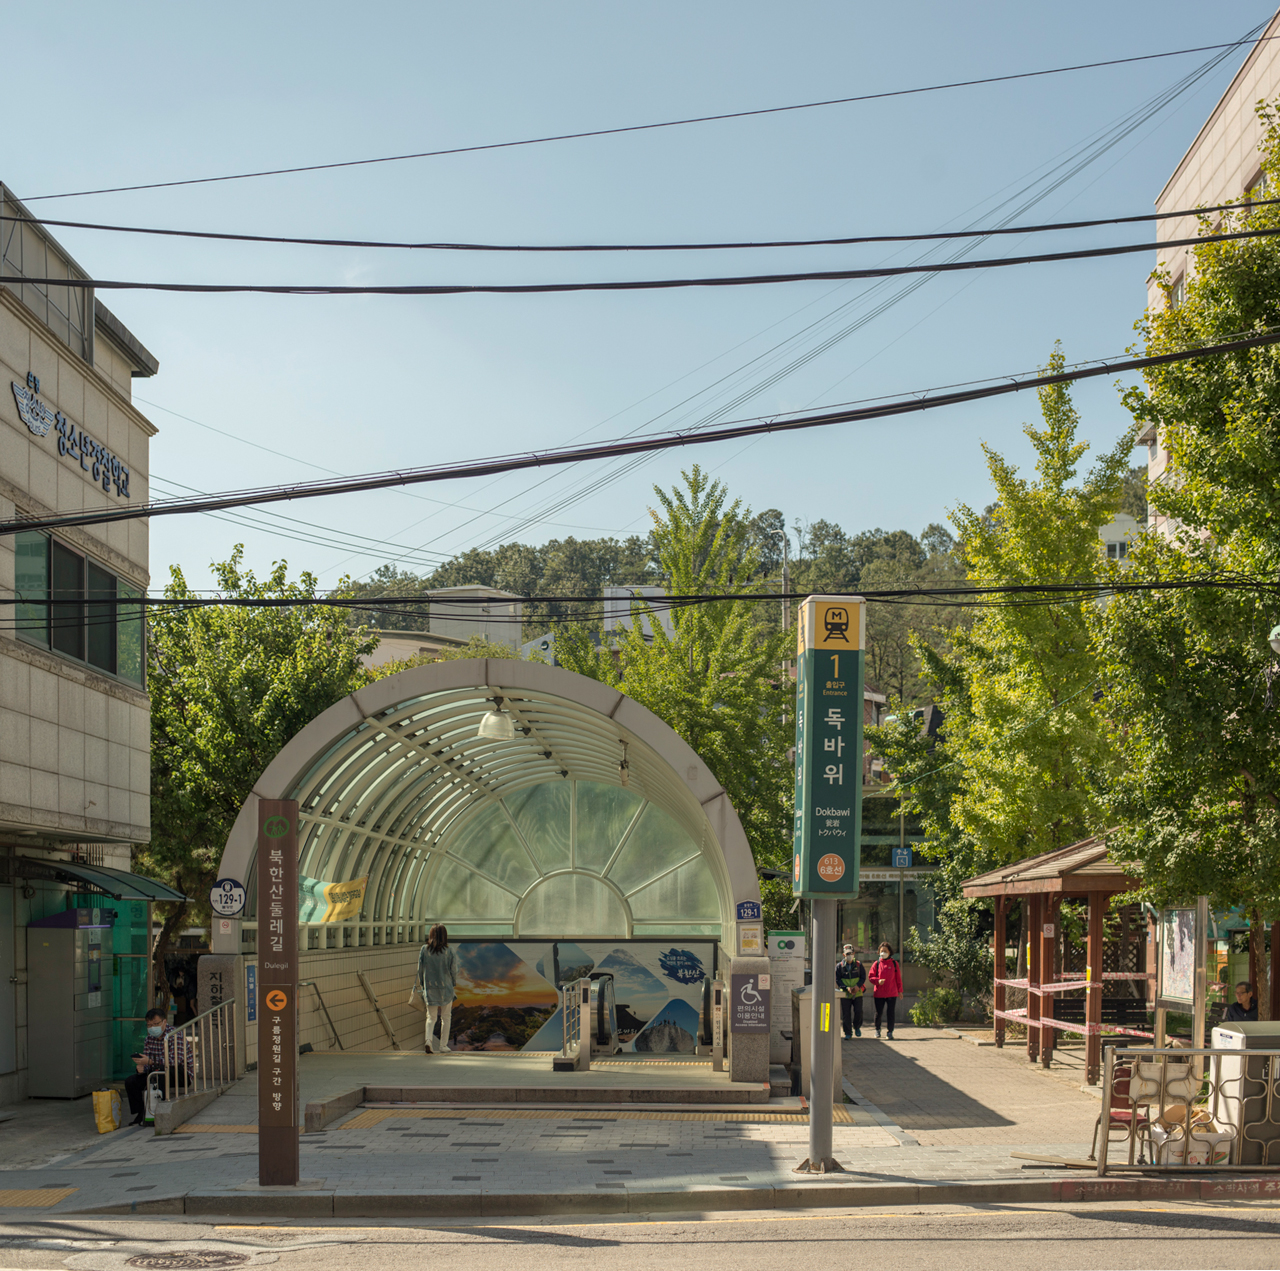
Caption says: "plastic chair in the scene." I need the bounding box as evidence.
[1089,1062,1152,1163]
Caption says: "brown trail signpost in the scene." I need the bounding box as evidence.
[257,798,299,1186]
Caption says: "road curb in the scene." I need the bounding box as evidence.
[65,1173,1280,1219]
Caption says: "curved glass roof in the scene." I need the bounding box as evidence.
[241,678,733,939]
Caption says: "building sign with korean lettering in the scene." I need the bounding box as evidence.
[792,595,864,898]
[256,799,299,1186]
[12,372,130,497]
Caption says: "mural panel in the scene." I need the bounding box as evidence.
[447,940,715,1052]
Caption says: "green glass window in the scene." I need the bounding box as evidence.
[14,531,49,646]
[50,540,84,660]
[86,560,116,672]
[116,580,144,685]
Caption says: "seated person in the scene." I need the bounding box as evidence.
[1223,980,1259,1022]
[124,1009,193,1126]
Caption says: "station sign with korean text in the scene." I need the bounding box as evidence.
[792,595,864,899]
[11,372,130,498]
[256,798,299,1186]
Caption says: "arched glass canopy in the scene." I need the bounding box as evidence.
[220,661,760,945]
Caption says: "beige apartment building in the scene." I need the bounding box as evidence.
[1141,13,1280,533]
[0,185,177,1102]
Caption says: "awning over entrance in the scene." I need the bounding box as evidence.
[5,857,188,902]
[216,660,761,945]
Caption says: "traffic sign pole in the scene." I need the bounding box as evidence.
[257,799,299,1187]
[791,596,864,1175]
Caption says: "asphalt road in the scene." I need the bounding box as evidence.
[1,1203,1279,1271]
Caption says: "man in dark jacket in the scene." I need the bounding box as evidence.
[837,944,867,1038]
[1224,980,1259,1022]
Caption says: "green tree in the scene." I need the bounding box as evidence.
[557,467,794,869]
[871,349,1130,885]
[1093,102,1280,1011]
[141,547,374,1004]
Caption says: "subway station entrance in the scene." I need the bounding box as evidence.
[203,660,771,1109]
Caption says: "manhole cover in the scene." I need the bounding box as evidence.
[127,1256,250,1270]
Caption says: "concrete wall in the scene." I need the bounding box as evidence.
[244,944,423,1066]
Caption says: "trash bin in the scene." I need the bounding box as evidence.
[790,985,842,1101]
[1210,1022,1280,1166]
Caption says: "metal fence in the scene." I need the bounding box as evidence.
[1096,1044,1280,1174]
[159,998,239,1102]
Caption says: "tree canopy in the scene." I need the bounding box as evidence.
[140,547,374,1000]
[1093,102,1280,1008]
[556,467,794,869]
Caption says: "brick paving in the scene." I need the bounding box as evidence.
[842,1025,1102,1147]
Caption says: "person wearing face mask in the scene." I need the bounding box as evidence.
[868,942,903,1040]
[124,1008,193,1126]
[837,944,866,1038]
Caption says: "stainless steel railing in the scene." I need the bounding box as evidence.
[1096,1043,1280,1173]
[159,998,239,1101]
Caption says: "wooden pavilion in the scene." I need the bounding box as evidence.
[963,837,1151,1085]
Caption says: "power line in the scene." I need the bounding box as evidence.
[5,224,1278,296]
[20,30,1269,204]
[5,576,1278,613]
[9,195,1279,254]
[5,325,1280,540]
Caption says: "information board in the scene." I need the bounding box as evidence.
[792,595,865,898]
[730,972,770,1034]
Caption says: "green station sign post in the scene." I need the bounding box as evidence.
[792,595,864,1173]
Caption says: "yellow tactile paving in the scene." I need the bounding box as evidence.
[0,1187,78,1207]
[343,1105,851,1129]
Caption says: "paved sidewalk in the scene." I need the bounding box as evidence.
[0,1025,1200,1219]
[842,1025,1103,1147]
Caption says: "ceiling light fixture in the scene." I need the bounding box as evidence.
[477,696,516,741]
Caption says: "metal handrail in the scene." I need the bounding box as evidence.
[299,980,343,1050]
[159,998,238,1103]
[1097,1044,1280,1174]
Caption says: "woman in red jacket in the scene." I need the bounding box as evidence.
[868,941,903,1040]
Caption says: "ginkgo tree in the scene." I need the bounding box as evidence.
[870,349,1130,887]
[1092,100,1280,1014]
[556,467,794,874]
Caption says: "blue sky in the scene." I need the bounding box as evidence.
[10,2,1276,591]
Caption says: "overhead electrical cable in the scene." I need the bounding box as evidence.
[5,225,1279,296]
[21,29,1270,203]
[4,577,1279,615]
[6,195,1279,254]
[355,34,1258,570]
[7,326,1280,540]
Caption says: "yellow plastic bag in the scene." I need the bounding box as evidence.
[92,1088,121,1134]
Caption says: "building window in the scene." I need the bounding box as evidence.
[1169,274,1185,310]
[13,531,144,685]
[1106,541,1128,561]
[1247,169,1269,210]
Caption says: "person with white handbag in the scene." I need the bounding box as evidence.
[416,924,458,1053]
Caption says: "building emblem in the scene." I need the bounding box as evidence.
[12,374,54,437]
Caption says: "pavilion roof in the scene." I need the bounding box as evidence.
[961,835,1140,898]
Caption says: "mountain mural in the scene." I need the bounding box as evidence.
[590,947,672,1018]
[631,998,700,1053]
